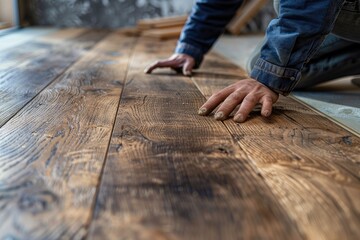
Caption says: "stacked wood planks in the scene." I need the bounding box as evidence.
[122,0,269,39]
[122,15,188,40]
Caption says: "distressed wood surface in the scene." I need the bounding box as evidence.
[0,32,135,239]
[88,37,303,240]
[0,29,359,240]
[0,29,108,127]
[193,52,360,240]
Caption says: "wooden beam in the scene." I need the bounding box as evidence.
[141,26,183,40]
[227,0,268,35]
[137,15,188,30]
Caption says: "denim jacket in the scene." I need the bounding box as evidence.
[175,0,358,95]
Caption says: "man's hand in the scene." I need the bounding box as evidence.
[144,53,195,76]
[198,78,279,122]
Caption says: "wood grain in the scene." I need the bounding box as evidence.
[0,32,135,239]
[193,51,360,240]
[142,26,183,40]
[1,29,359,240]
[137,15,188,30]
[0,29,108,127]
[88,38,303,240]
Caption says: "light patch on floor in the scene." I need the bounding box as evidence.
[213,34,360,135]
[292,76,360,136]
[0,27,58,51]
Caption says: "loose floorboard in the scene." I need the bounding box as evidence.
[0,29,359,240]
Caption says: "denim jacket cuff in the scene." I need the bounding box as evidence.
[250,58,301,96]
[175,42,204,68]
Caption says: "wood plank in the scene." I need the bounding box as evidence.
[227,0,268,35]
[0,29,108,127]
[0,28,86,71]
[142,26,183,40]
[0,32,135,239]
[193,51,360,239]
[137,15,188,30]
[88,38,303,240]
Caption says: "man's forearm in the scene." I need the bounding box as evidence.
[176,0,244,67]
[251,0,345,95]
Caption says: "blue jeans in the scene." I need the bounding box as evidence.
[247,0,360,89]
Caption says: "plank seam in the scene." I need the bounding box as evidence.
[84,36,139,238]
[190,74,305,239]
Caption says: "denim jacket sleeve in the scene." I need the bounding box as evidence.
[175,0,345,95]
[175,0,244,68]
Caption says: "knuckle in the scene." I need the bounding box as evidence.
[263,95,273,103]
[212,91,224,99]
[244,95,258,104]
[230,91,243,101]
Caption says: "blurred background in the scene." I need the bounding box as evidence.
[1,0,275,32]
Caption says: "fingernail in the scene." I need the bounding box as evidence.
[198,107,208,115]
[184,71,192,76]
[144,68,150,74]
[263,110,270,117]
[234,114,245,123]
[214,111,224,120]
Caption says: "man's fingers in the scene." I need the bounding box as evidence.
[145,58,183,74]
[198,87,234,116]
[214,91,246,120]
[260,96,273,117]
[234,94,259,123]
[182,59,195,76]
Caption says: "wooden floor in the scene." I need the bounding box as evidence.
[0,29,359,240]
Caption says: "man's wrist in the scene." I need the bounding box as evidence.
[250,58,301,96]
[175,42,203,69]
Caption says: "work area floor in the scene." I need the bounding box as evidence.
[0,28,359,239]
[214,34,360,135]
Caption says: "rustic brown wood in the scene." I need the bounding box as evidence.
[227,0,268,35]
[137,15,188,30]
[119,27,141,36]
[0,29,108,127]
[0,32,135,239]
[88,38,303,240]
[142,26,183,40]
[193,52,360,239]
[1,28,359,240]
